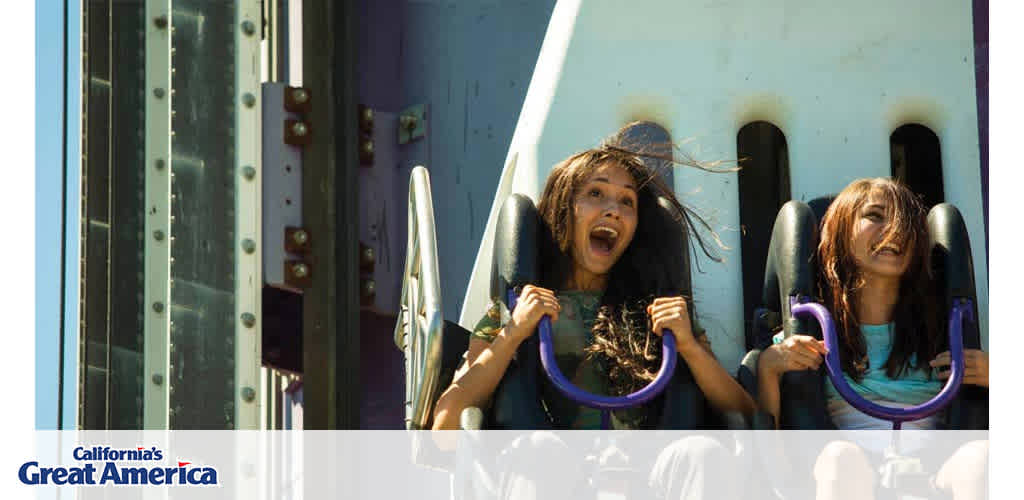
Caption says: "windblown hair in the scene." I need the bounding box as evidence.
[816,178,941,380]
[535,122,732,397]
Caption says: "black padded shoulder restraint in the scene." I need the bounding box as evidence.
[763,200,834,429]
[489,194,553,429]
[928,204,988,429]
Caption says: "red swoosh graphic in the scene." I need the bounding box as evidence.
[178,461,191,467]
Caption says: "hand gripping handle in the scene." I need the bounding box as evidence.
[510,291,678,410]
[789,297,971,429]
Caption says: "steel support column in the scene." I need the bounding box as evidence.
[301,0,360,429]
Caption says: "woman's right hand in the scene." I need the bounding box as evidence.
[505,284,561,344]
[759,335,828,378]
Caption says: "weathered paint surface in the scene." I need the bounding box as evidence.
[355,0,557,427]
[357,0,557,322]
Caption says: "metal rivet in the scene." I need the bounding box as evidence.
[241,387,256,402]
[292,229,309,246]
[291,121,308,137]
[155,158,166,170]
[362,107,374,122]
[242,93,256,108]
[241,20,256,36]
[153,230,165,241]
[153,302,165,313]
[242,166,256,180]
[241,239,256,254]
[154,88,165,99]
[362,279,376,297]
[361,246,375,265]
[241,312,256,328]
[154,16,168,29]
[291,263,309,279]
[152,374,164,386]
[362,140,374,154]
[292,88,309,104]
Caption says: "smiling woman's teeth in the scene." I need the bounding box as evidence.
[590,227,618,254]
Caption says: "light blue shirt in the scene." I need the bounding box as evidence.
[825,323,943,430]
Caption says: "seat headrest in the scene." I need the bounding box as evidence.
[491,194,544,308]
[927,203,978,303]
[806,195,836,222]
[762,200,820,324]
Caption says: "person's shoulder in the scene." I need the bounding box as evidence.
[471,301,504,342]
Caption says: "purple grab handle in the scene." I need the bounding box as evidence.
[790,297,972,429]
[509,291,678,411]
[538,317,677,410]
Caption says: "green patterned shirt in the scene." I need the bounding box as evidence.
[472,291,645,429]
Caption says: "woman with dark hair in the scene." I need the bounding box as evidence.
[431,130,756,431]
[756,178,988,499]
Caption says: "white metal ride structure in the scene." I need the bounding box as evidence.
[143,0,262,432]
[458,0,988,373]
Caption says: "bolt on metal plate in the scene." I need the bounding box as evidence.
[284,119,312,146]
[398,103,427,144]
[285,226,311,254]
[241,312,256,328]
[359,138,374,166]
[284,86,312,113]
[360,244,375,270]
[358,104,374,134]
[361,279,376,306]
[241,20,256,36]
[284,260,312,288]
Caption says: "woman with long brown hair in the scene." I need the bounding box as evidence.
[431,128,756,431]
[756,178,988,499]
[758,177,989,428]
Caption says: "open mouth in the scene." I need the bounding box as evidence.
[875,245,902,257]
[589,226,619,257]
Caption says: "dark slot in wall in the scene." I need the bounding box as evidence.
[890,124,944,209]
[737,122,790,349]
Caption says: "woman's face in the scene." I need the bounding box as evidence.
[569,163,639,278]
[849,193,912,279]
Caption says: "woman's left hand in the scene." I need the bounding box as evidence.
[930,349,989,387]
[647,296,697,353]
